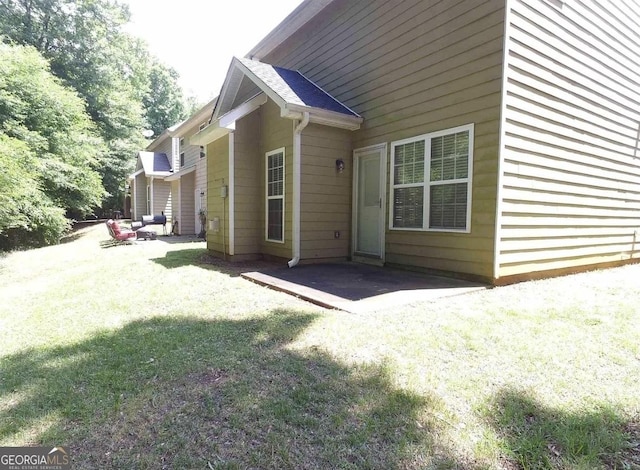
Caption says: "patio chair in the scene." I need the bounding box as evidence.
[106,219,137,242]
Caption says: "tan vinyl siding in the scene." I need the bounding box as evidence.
[133,174,146,220]
[196,158,207,198]
[384,121,500,277]
[196,156,207,232]
[259,99,293,260]
[170,181,179,231]
[207,135,230,254]
[180,172,196,235]
[173,125,208,235]
[497,0,640,279]
[300,124,352,261]
[152,179,171,221]
[152,138,172,159]
[233,110,262,256]
[263,0,504,279]
[182,143,200,170]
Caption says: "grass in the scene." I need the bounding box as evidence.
[1,223,639,469]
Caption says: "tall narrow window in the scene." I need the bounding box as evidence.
[390,124,473,232]
[266,148,285,242]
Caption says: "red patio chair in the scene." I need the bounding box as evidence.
[106,219,136,242]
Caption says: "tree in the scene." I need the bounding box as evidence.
[143,60,187,137]
[0,41,104,248]
[0,134,69,250]
[0,0,188,215]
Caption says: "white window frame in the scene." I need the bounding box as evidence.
[389,123,474,233]
[179,138,185,168]
[265,147,285,243]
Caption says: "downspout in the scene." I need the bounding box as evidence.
[133,180,137,220]
[288,111,310,268]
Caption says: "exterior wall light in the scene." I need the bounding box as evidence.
[336,158,345,173]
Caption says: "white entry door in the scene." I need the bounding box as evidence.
[353,144,387,259]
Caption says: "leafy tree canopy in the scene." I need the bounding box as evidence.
[0,41,105,220]
[0,0,189,217]
[143,60,187,138]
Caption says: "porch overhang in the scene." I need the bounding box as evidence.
[127,168,144,181]
[189,123,232,146]
[164,164,195,182]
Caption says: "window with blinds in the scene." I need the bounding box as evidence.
[266,148,285,242]
[390,124,473,232]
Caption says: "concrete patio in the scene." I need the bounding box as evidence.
[242,262,487,313]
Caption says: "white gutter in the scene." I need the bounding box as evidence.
[288,111,310,268]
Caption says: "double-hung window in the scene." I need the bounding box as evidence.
[390,124,473,232]
[266,148,285,242]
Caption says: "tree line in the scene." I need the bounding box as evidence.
[0,0,192,250]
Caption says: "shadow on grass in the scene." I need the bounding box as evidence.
[98,239,136,249]
[156,235,205,245]
[151,248,211,271]
[484,388,639,469]
[60,232,85,245]
[0,310,459,468]
[151,249,282,279]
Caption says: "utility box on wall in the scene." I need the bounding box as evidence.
[210,217,220,233]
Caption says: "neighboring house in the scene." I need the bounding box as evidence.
[191,0,640,284]
[166,99,215,235]
[128,128,175,223]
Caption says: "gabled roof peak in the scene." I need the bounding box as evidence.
[211,57,361,131]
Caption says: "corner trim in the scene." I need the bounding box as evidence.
[493,0,514,281]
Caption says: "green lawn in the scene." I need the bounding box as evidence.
[1,223,638,469]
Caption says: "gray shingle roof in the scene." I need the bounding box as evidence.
[139,152,172,175]
[238,57,359,117]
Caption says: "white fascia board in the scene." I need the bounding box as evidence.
[145,129,171,151]
[147,172,172,178]
[170,97,218,137]
[189,122,232,146]
[247,0,335,60]
[128,168,145,180]
[284,104,363,131]
[212,59,245,122]
[219,93,267,129]
[164,165,196,182]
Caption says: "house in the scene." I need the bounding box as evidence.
[128,127,174,224]
[165,99,216,236]
[191,0,640,284]
[128,100,214,235]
